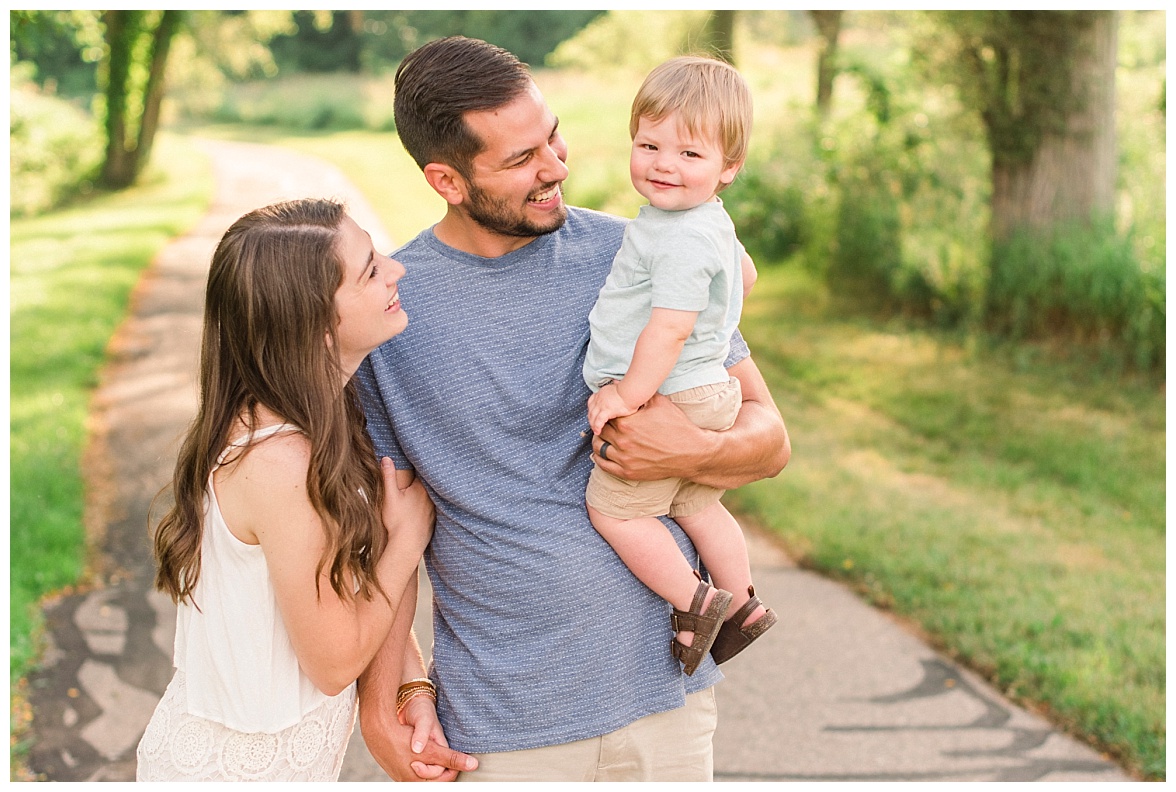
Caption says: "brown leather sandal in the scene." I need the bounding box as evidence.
[710,585,778,664]
[670,571,733,676]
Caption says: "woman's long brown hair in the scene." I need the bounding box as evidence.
[153,198,387,606]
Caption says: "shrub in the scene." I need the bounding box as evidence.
[9,64,103,218]
[987,220,1166,370]
[722,137,814,265]
[206,73,389,131]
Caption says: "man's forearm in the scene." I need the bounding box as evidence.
[693,355,789,488]
[599,355,789,490]
[688,393,789,489]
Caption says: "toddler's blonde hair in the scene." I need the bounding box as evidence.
[630,55,753,175]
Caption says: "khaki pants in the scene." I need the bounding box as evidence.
[586,378,742,519]
[456,687,717,782]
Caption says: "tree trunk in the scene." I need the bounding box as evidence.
[990,12,1118,242]
[134,10,182,175]
[810,10,843,118]
[100,10,138,189]
[702,10,736,64]
[99,10,181,190]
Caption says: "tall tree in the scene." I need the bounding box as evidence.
[99,10,183,189]
[809,11,843,118]
[935,11,1118,242]
[701,10,736,64]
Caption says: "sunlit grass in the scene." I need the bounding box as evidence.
[9,133,212,685]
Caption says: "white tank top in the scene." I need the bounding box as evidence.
[172,423,350,733]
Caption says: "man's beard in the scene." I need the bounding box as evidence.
[465,180,568,239]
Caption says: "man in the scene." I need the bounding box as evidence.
[354,36,789,782]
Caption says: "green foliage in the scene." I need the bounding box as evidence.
[722,154,811,264]
[775,12,1164,367]
[830,164,906,302]
[9,66,103,217]
[356,10,604,70]
[269,10,361,73]
[202,73,395,131]
[987,220,1165,370]
[547,10,712,72]
[766,34,992,326]
[921,10,1103,166]
[9,10,104,97]
[10,133,212,685]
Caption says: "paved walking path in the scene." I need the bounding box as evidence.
[24,139,1133,782]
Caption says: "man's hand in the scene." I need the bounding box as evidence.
[360,696,477,781]
[594,357,789,491]
[593,393,706,482]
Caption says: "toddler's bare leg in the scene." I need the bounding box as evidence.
[675,502,767,628]
[588,505,722,647]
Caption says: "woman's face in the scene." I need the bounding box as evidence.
[333,214,407,374]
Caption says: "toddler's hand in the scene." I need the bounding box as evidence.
[588,382,639,435]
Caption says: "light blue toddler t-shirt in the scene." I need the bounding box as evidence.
[583,199,744,394]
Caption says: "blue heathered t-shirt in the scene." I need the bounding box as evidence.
[354,206,747,754]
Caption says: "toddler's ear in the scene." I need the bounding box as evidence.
[720,159,745,186]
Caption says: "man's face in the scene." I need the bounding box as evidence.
[460,82,570,239]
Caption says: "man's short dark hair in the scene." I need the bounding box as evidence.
[394,36,533,180]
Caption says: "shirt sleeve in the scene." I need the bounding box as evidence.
[725,327,749,368]
[648,228,723,313]
[354,353,412,470]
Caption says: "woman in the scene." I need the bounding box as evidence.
[136,199,440,781]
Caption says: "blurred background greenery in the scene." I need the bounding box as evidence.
[10,9,1166,779]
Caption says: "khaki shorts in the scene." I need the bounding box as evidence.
[456,687,717,782]
[586,378,741,520]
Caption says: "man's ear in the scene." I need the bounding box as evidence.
[424,163,466,207]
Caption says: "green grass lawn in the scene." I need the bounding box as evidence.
[10,133,212,688]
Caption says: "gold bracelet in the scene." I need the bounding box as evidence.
[396,678,436,699]
[396,678,437,717]
[395,687,437,716]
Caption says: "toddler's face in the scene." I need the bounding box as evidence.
[629,113,740,212]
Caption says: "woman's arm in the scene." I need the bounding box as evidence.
[594,355,790,491]
[235,438,433,696]
[356,563,477,780]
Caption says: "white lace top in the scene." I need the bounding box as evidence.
[173,423,347,733]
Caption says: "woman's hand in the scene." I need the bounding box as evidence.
[380,458,434,561]
[398,693,468,780]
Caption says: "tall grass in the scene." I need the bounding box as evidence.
[10,133,212,685]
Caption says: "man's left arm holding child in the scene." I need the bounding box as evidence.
[593,346,790,490]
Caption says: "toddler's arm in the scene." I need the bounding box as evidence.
[587,307,698,435]
[741,250,758,298]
